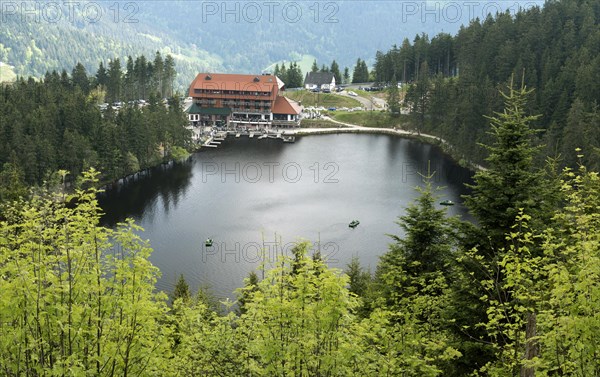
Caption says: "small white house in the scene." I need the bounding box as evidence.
[304,72,336,92]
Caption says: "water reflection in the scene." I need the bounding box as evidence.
[99,161,194,227]
[99,134,474,300]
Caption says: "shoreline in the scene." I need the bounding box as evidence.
[231,118,484,172]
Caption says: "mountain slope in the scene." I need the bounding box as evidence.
[1,1,543,87]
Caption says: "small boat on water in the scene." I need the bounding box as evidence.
[349,220,360,228]
[440,200,455,206]
[282,136,296,143]
[205,238,213,247]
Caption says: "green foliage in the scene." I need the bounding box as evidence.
[240,242,357,375]
[170,146,190,162]
[0,169,171,376]
[535,164,600,376]
[469,164,600,376]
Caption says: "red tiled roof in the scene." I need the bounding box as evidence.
[272,96,301,115]
[189,73,279,96]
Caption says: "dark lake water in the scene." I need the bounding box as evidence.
[99,134,474,300]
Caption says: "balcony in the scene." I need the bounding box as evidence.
[232,108,270,114]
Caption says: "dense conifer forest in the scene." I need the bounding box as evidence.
[0,53,190,201]
[374,0,600,168]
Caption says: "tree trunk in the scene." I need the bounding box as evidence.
[521,312,539,377]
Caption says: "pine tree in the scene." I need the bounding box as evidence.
[236,271,258,315]
[330,60,341,85]
[71,62,89,94]
[172,273,191,304]
[387,74,401,116]
[451,80,550,375]
[311,59,319,73]
[153,51,164,97]
[163,54,176,97]
[463,79,543,248]
[106,58,123,103]
[374,175,460,374]
[279,63,288,86]
[124,56,135,101]
[352,58,363,83]
[95,61,108,88]
[343,67,350,84]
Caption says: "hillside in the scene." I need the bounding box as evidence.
[0,1,541,87]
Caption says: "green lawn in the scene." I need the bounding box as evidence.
[300,118,340,128]
[284,91,361,108]
[332,111,409,128]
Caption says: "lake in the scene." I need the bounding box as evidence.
[99,134,474,300]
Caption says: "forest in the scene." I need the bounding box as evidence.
[1,83,599,376]
[374,0,600,169]
[0,53,191,202]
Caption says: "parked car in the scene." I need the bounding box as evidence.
[328,107,337,111]
[348,91,358,97]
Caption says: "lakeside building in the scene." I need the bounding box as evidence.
[187,73,301,129]
[304,72,336,92]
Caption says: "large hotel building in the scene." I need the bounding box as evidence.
[187,73,301,129]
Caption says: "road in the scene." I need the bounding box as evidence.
[336,90,387,111]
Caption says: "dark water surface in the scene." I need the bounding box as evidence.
[99,134,474,300]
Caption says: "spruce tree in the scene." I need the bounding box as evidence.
[330,60,341,84]
[387,74,401,116]
[311,59,319,73]
[71,62,89,94]
[463,79,543,248]
[172,273,191,304]
[451,79,548,375]
[343,67,350,84]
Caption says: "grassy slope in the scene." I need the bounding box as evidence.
[332,111,409,128]
[284,91,361,108]
[299,119,340,128]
